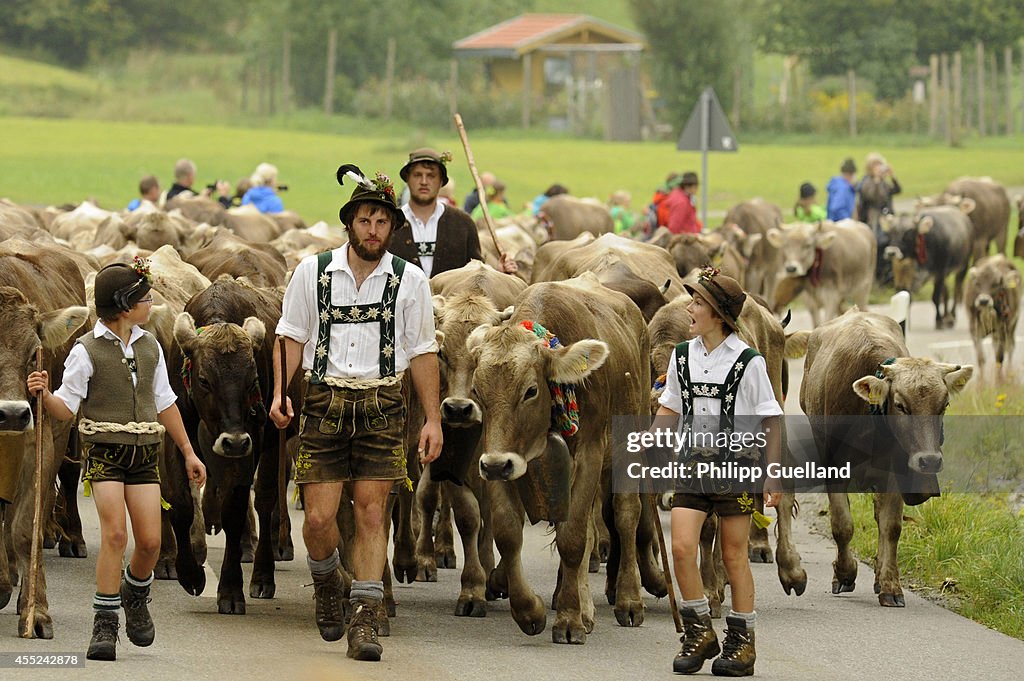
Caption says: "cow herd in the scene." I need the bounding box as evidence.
[0,176,1019,645]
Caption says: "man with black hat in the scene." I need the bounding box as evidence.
[269,166,441,662]
[391,147,517,277]
[654,267,782,676]
[28,258,206,662]
[665,171,703,235]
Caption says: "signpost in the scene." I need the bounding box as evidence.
[677,87,738,227]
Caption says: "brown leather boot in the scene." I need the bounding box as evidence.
[120,577,154,647]
[711,616,755,677]
[346,598,383,661]
[673,607,720,674]
[86,610,119,661]
[311,568,344,642]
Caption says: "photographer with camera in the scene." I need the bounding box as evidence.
[241,162,286,213]
[856,152,902,285]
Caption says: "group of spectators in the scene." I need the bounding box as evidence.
[127,159,288,214]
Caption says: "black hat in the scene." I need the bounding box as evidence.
[799,182,816,199]
[684,267,746,333]
[840,158,857,174]
[336,164,406,229]
[399,147,451,186]
[680,171,699,187]
[95,258,152,318]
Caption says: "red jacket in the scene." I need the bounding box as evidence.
[665,187,702,234]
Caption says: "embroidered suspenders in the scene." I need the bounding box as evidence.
[674,340,760,446]
[309,251,408,383]
[416,241,436,257]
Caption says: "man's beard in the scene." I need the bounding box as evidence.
[349,227,393,262]
[408,189,438,208]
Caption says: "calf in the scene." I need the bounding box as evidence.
[964,254,1022,378]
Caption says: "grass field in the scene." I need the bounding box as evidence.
[2,115,1024,226]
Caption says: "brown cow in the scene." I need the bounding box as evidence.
[187,230,288,288]
[466,276,649,643]
[0,241,90,638]
[940,177,1010,260]
[722,199,782,303]
[537,195,614,241]
[767,219,875,326]
[964,254,1022,378]
[796,308,973,606]
[172,278,296,613]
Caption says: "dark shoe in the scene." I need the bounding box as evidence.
[346,598,383,661]
[711,616,755,677]
[673,607,720,674]
[86,611,119,661]
[120,577,155,647]
[311,568,344,642]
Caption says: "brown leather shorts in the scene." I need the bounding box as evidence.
[672,492,755,517]
[82,442,161,486]
[295,381,407,484]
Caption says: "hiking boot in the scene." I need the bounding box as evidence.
[86,610,119,661]
[711,616,755,677]
[346,598,383,661]
[120,577,155,647]
[672,607,720,674]
[311,568,344,642]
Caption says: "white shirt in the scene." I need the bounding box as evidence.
[276,245,437,380]
[401,201,445,278]
[54,321,178,415]
[658,333,783,421]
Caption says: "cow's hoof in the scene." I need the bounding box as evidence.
[552,616,587,644]
[749,543,774,563]
[605,587,616,606]
[879,592,905,607]
[20,614,54,639]
[454,595,487,617]
[709,598,722,619]
[435,548,457,569]
[385,598,397,618]
[240,547,255,564]
[0,589,11,610]
[642,570,668,598]
[599,543,610,563]
[486,568,508,600]
[588,553,600,573]
[874,581,881,594]
[217,592,246,615]
[249,577,276,599]
[392,560,417,584]
[153,557,177,581]
[831,578,856,594]
[614,599,644,627]
[511,594,546,636]
[176,559,206,596]
[42,535,56,550]
[58,538,88,558]
[273,544,294,562]
[781,569,808,596]
[415,562,437,583]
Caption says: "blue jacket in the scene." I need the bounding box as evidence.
[826,176,856,221]
[241,185,284,213]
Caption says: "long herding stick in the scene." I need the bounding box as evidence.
[21,347,45,638]
[277,337,289,551]
[651,498,683,633]
[453,113,505,261]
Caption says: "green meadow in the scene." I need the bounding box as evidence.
[2,116,1024,225]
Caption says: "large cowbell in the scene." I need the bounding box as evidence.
[516,432,573,525]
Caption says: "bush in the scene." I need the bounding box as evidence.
[352,76,521,129]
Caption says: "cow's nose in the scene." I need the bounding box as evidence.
[221,433,252,456]
[884,246,901,260]
[479,459,514,481]
[0,402,32,432]
[911,452,943,474]
[976,295,993,308]
[442,399,475,424]
[785,264,798,274]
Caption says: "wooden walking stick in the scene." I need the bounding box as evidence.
[21,347,45,638]
[453,113,506,261]
[651,497,684,633]
[276,337,289,551]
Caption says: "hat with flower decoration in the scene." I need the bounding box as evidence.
[684,266,746,333]
[336,164,406,230]
[95,256,153,317]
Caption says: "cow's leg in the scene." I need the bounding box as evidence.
[747,493,773,563]
[190,484,207,567]
[601,488,621,605]
[0,504,11,609]
[609,490,644,628]
[488,482,545,636]
[391,485,416,583]
[636,494,668,598]
[56,456,87,558]
[249,454,277,600]
[932,275,945,329]
[413,466,440,582]
[698,514,723,618]
[873,493,905,607]
[552,446,602,644]
[239,495,256,564]
[217,484,250,614]
[161,442,205,595]
[589,496,603,573]
[775,492,807,596]
[828,492,857,593]
[474,478,498,599]
[434,490,457,569]
[14,433,58,638]
[594,494,611,563]
[381,491,397,617]
[448,482,487,617]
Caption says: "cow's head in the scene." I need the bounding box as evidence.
[852,358,973,474]
[0,286,88,434]
[433,293,513,428]
[966,258,1021,329]
[466,322,607,481]
[124,212,185,252]
[174,312,266,457]
[766,222,836,278]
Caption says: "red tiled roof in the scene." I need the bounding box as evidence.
[453,14,644,55]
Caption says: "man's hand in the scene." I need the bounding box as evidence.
[27,370,48,397]
[499,253,519,274]
[184,452,207,487]
[270,394,293,429]
[418,419,443,465]
[763,478,782,508]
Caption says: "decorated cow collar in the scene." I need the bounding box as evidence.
[520,320,580,437]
